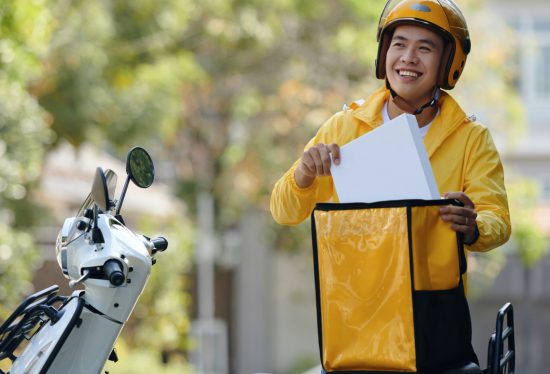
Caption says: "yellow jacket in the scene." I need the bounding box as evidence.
[270,86,511,252]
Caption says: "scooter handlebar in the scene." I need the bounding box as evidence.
[152,237,168,253]
[103,260,125,287]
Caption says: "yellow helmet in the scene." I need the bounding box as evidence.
[375,0,471,90]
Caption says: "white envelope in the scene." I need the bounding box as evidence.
[330,114,440,203]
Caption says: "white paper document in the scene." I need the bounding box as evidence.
[330,114,440,203]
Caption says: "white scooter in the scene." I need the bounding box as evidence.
[0,147,168,374]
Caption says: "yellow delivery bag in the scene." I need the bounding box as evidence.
[311,199,478,374]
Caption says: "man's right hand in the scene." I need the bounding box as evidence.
[294,143,341,188]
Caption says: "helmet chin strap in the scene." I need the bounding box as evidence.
[386,80,441,115]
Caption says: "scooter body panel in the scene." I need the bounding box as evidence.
[11,294,124,374]
[10,296,84,374]
[44,307,122,374]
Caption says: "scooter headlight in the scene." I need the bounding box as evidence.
[55,231,69,276]
[56,217,75,277]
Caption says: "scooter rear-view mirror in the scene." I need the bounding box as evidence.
[126,146,155,188]
[115,147,155,216]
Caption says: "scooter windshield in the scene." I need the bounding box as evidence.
[65,169,118,243]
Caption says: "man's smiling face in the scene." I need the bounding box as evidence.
[385,24,445,108]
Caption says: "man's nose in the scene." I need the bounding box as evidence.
[401,48,418,64]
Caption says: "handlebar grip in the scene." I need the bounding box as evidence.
[104,260,125,287]
[152,237,168,253]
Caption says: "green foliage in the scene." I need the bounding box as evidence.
[0,0,54,202]
[469,178,549,297]
[466,248,507,299]
[0,80,53,202]
[170,0,386,232]
[0,0,54,312]
[1,0,199,362]
[507,179,549,268]
[22,0,390,237]
[0,224,42,318]
[35,0,203,149]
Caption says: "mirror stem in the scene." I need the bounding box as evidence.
[115,177,131,216]
[92,205,104,244]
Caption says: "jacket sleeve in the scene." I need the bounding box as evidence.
[464,127,511,252]
[270,113,342,226]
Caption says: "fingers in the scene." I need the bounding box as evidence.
[440,211,477,230]
[299,152,317,177]
[315,144,332,175]
[440,191,478,238]
[443,191,474,209]
[300,143,340,177]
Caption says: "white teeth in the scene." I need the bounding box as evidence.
[399,70,419,77]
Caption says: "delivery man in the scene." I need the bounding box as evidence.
[271,0,510,252]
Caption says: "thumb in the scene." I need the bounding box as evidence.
[328,143,341,165]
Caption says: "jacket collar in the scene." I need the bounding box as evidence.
[352,86,388,128]
[352,87,471,158]
[425,91,471,157]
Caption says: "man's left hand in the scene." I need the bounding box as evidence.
[439,191,478,244]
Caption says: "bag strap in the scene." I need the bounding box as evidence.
[310,211,325,369]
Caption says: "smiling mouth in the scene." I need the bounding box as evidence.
[397,70,422,78]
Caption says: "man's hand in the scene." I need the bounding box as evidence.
[294,143,341,188]
[440,191,479,244]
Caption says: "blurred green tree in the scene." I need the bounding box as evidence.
[168,0,388,243]
[0,0,54,315]
[1,0,198,366]
[22,0,203,365]
[507,179,548,268]
[467,177,548,298]
[32,0,203,149]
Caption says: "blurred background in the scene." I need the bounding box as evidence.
[0,0,548,373]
